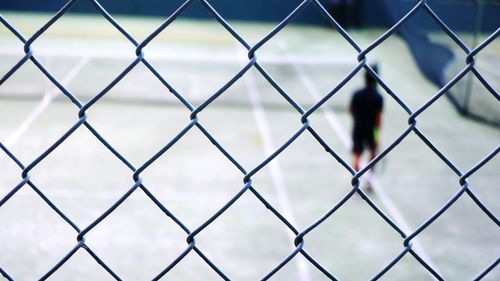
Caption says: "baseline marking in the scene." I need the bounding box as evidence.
[0,47,354,65]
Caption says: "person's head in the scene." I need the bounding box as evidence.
[365,64,378,88]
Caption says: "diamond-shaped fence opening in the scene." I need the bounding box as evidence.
[1,0,499,280]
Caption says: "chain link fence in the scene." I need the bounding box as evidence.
[1,0,499,280]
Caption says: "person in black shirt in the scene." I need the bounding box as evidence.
[349,65,383,172]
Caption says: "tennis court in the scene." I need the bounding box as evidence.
[1,10,499,281]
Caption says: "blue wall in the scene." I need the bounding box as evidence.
[358,0,499,32]
[0,0,498,32]
[0,0,327,24]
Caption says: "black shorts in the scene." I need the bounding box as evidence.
[352,130,375,154]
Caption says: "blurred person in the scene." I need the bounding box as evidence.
[349,65,383,173]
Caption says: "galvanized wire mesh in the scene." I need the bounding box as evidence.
[0,0,499,280]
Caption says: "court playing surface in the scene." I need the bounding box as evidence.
[1,12,499,281]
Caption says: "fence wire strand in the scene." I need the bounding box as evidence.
[1,0,499,280]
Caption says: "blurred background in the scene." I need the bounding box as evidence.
[1,0,499,30]
[1,0,499,125]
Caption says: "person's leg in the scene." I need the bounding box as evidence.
[353,152,361,172]
[368,133,377,170]
[370,149,377,162]
[352,133,363,172]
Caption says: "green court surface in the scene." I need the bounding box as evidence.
[1,12,499,281]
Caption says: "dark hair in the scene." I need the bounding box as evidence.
[365,64,378,88]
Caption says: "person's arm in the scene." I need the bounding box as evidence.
[373,96,383,145]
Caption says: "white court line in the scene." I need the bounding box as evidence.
[244,70,312,281]
[235,47,311,280]
[3,57,90,148]
[280,44,442,279]
[0,47,354,65]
